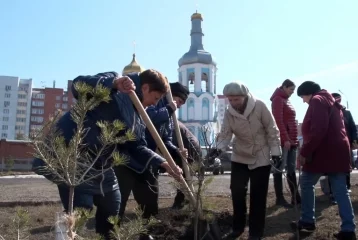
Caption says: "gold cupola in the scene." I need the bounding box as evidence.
[122,54,145,75]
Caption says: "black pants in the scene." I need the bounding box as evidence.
[57,186,121,240]
[230,162,271,237]
[114,165,159,219]
[172,156,187,205]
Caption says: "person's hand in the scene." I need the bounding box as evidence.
[284,141,291,150]
[298,155,306,166]
[113,76,136,93]
[160,162,183,180]
[167,101,177,112]
[179,148,188,159]
[271,155,282,169]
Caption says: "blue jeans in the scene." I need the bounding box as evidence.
[58,186,121,239]
[273,147,297,174]
[300,172,355,232]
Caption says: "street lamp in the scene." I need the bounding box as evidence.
[338,90,349,109]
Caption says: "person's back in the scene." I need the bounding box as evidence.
[32,72,136,239]
[300,90,351,173]
[294,81,355,239]
[145,97,182,161]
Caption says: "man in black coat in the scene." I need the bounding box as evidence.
[171,120,202,209]
[331,93,357,195]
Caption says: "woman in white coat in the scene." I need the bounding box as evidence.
[218,82,282,240]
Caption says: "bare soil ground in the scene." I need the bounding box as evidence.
[1,188,358,240]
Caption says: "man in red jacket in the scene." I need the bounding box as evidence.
[291,81,355,240]
[270,79,301,207]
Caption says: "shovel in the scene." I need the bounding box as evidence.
[128,91,196,207]
[166,90,195,193]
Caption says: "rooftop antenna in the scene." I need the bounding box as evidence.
[53,80,56,88]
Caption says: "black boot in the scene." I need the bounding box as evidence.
[222,230,244,240]
[171,189,186,210]
[334,231,357,240]
[138,234,154,240]
[347,173,351,192]
[290,220,316,232]
[287,173,301,205]
[273,173,292,207]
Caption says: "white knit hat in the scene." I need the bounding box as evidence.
[223,81,249,96]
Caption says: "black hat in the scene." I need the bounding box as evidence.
[331,93,341,98]
[170,82,189,103]
[331,93,342,103]
[297,81,321,96]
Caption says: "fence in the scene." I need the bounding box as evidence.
[0,158,33,171]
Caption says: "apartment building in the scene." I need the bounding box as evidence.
[0,76,33,140]
[30,80,74,135]
[216,94,229,127]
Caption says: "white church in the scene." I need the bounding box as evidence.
[122,12,222,146]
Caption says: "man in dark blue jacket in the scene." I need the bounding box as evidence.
[33,70,182,240]
[114,80,187,220]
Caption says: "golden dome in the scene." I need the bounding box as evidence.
[122,54,145,75]
[191,12,203,21]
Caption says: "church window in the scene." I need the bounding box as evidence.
[202,98,209,120]
[188,98,195,120]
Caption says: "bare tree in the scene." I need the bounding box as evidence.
[170,123,221,240]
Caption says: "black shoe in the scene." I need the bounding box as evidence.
[171,201,185,210]
[138,234,154,240]
[222,230,244,239]
[291,198,301,206]
[276,198,293,208]
[248,236,262,240]
[330,194,337,205]
[290,220,316,232]
[291,193,302,205]
[334,231,357,240]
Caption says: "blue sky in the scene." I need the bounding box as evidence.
[1,0,357,122]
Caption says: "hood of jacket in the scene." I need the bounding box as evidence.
[311,90,340,107]
[270,87,288,101]
[227,93,256,119]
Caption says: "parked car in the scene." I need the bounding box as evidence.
[217,149,231,174]
[200,146,232,175]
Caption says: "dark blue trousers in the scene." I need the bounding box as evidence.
[57,185,121,240]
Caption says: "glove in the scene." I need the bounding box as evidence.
[166,101,177,114]
[271,156,282,169]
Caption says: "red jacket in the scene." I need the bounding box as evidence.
[270,88,298,146]
[300,90,351,173]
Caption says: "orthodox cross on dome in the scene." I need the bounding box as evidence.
[133,41,136,54]
[195,0,199,13]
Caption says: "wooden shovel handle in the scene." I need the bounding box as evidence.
[166,91,194,189]
[128,91,196,205]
